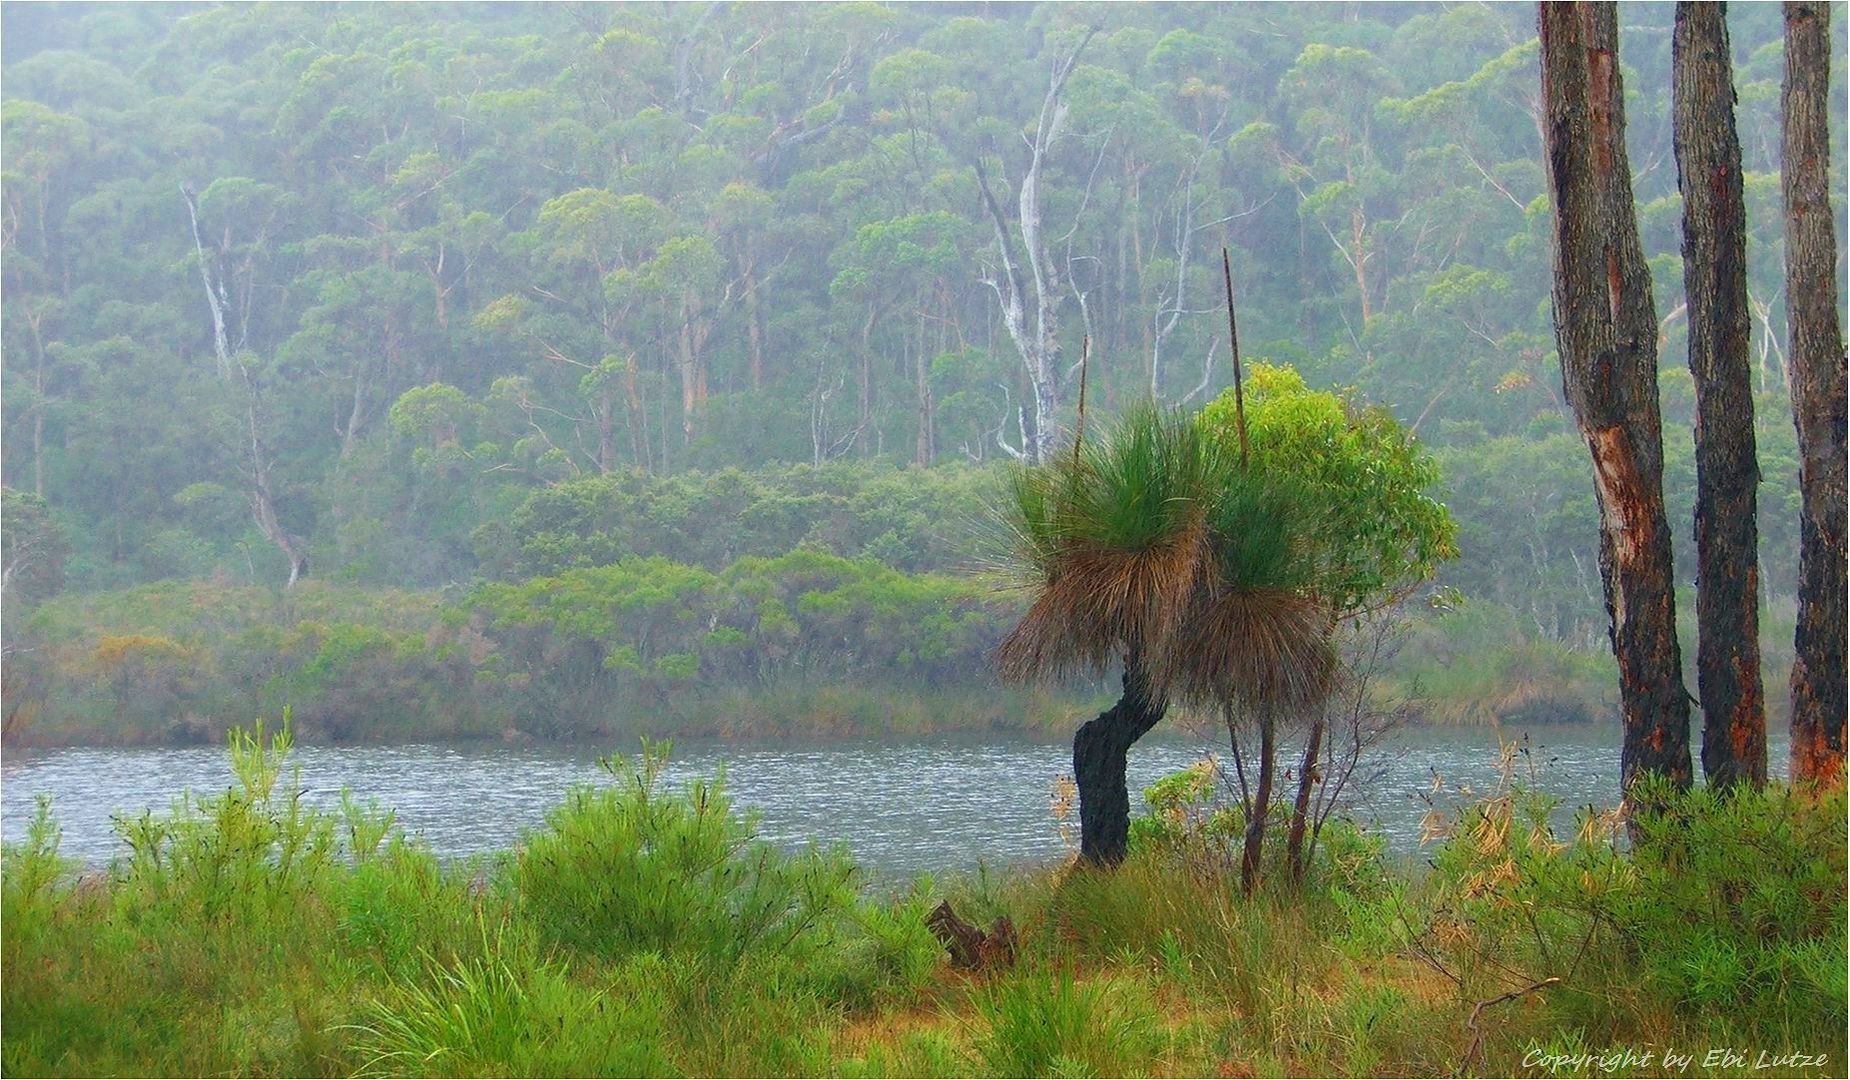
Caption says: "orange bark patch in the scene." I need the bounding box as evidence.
[1587,425,1646,575]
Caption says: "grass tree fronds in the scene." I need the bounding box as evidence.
[994,403,1217,683]
[996,520,1207,683]
[1164,586,1336,715]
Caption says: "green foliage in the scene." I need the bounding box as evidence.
[996,399,1334,713]
[348,920,666,1079]
[8,556,1040,745]
[1421,770,1849,1043]
[1,488,70,606]
[0,797,71,966]
[1618,778,1848,1028]
[1199,363,1458,613]
[513,741,859,967]
[1391,597,1615,725]
[5,725,1846,1077]
[1,2,1817,654]
[483,461,1000,579]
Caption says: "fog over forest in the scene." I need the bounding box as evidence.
[4,6,1849,1077]
[0,2,1845,746]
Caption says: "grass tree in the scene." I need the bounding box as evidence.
[996,367,1455,881]
[995,404,1335,868]
[1200,365,1456,885]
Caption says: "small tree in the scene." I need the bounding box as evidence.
[1199,364,1456,885]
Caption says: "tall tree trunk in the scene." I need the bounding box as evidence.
[27,309,47,496]
[914,317,933,465]
[857,301,876,457]
[181,184,306,589]
[1781,1,1848,785]
[240,370,308,590]
[678,294,699,444]
[623,353,648,473]
[1240,711,1277,896]
[1674,1,1766,789]
[597,384,616,474]
[179,184,232,379]
[1073,649,1167,867]
[1539,2,1693,791]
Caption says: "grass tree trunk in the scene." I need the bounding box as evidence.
[1781,1,1848,785]
[1074,649,1167,867]
[1539,2,1693,791]
[1240,711,1277,896]
[1673,1,1766,789]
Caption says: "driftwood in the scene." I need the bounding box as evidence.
[926,900,1017,971]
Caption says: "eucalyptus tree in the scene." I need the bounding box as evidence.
[1780,0,1847,785]
[1673,1,1765,790]
[1539,2,1693,790]
[970,24,1099,463]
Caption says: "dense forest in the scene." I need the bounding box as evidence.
[1,1,1844,742]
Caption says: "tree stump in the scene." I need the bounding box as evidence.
[927,900,1017,970]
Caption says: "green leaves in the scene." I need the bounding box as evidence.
[1200,363,1457,615]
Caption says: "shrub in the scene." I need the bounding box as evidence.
[512,740,859,968]
[1616,777,1847,1030]
[1419,767,1848,1044]
[349,918,670,1079]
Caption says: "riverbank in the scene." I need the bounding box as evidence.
[3,574,1663,749]
[3,726,1841,1077]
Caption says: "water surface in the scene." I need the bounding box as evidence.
[2,723,1786,879]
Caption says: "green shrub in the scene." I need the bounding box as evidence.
[1421,770,1848,1046]
[1127,761,1391,904]
[110,717,344,924]
[512,740,859,967]
[0,796,73,975]
[349,918,673,1079]
[1617,778,1848,1030]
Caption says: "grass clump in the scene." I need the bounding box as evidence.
[972,966,1165,1077]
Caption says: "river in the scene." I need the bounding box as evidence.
[1,722,1788,879]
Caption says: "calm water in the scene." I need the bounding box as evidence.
[0,723,1787,879]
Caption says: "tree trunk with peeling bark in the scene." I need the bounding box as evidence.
[1673,1,1766,789]
[1539,2,1693,791]
[1781,1,1848,785]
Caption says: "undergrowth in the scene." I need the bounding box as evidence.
[3,721,1841,1077]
